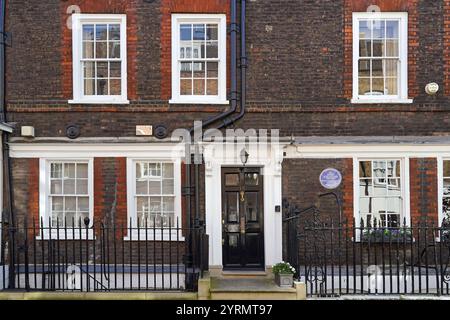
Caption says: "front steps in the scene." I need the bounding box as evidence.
[198,272,306,300]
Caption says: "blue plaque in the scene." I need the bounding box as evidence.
[319,168,342,190]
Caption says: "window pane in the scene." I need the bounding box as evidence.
[372,59,383,77]
[65,197,77,211]
[96,24,107,41]
[109,24,121,40]
[359,161,372,177]
[444,161,450,177]
[181,62,192,78]
[110,62,121,78]
[386,21,399,38]
[359,20,371,39]
[110,79,121,95]
[97,79,108,95]
[82,25,94,40]
[193,79,205,95]
[385,60,398,77]
[51,163,62,178]
[137,197,149,213]
[180,79,192,95]
[207,79,218,95]
[96,42,107,59]
[444,179,450,196]
[162,197,174,213]
[64,163,76,178]
[206,41,218,58]
[358,78,370,95]
[163,163,174,178]
[386,39,398,57]
[76,179,88,195]
[207,62,218,78]
[372,20,385,39]
[78,197,89,212]
[193,62,205,78]
[136,178,148,195]
[206,24,218,40]
[77,164,88,179]
[84,79,95,95]
[371,197,386,214]
[52,197,64,211]
[97,62,108,78]
[192,41,205,58]
[162,179,174,194]
[82,41,94,59]
[180,24,192,41]
[359,179,373,197]
[385,78,398,95]
[372,39,383,57]
[149,180,161,194]
[359,40,371,57]
[64,179,76,194]
[193,24,205,40]
[358,60,370,77]
[83,62,95,78]
[109,42,120,59]
[371,78,384,95]
[150,197,161,213]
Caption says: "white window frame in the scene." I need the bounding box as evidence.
[437,157,450,226]
[170,14,228,105]
[39,158,94,240]
[69,14,129,105]
[352,12,412,104]
[126,158,183,241]
[353,157,410,231]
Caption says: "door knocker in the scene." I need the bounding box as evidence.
[240,190,245,202]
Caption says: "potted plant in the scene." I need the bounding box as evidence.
[272,261,295,288]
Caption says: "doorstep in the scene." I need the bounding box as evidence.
[198,274,306,300]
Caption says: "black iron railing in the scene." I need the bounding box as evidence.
[284,209,450,297]
[0,218,208,292]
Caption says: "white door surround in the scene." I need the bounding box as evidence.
[203,143,284,269]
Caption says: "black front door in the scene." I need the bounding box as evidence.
[222,167,264,270]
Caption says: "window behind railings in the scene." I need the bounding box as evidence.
[359,160,403,227]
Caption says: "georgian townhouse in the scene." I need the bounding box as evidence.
[1,0,450,298]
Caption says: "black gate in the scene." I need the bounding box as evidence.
[283,199,450,297]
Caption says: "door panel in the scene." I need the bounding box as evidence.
[222,167,264,270]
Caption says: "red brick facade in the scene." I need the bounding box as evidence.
[343,0,419,99]
[445,0,450,95]
[409,158,439,224]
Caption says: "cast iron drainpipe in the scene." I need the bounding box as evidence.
[183,1,242,282]
[0,0,15,288]
[185,0,241,230]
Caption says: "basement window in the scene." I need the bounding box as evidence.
[170,14,228,105]
[69,14,128,104]
[352,12,412,104]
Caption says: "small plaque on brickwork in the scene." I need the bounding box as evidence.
[136,125,153,136]
[319,168,342,190]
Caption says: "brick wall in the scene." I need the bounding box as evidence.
[409,158,439,224]
[282,158,353,223]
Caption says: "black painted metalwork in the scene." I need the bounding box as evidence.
[283,199,450,297]
[0,218,208,292]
